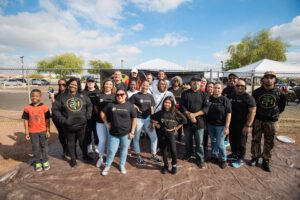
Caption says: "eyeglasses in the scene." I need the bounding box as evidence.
[236,85,245,88]
[116,93,126,97]
[58,84,66,86]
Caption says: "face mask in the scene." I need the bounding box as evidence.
[191,83,200,90]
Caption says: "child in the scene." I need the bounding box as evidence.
[22,89,51,171]
[150,96,187,174]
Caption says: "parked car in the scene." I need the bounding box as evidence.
[31,78,50,85]
[3,79,23,86]
[16,78,28,84]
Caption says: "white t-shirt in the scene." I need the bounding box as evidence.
[153,90,175,113]
[127,90,139,99]
[151,79,170,95]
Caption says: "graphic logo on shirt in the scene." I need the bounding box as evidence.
[66,97,83,112]
[140,99,144,103]
[259,94,276,108]
[112,107,116,111]
[100,98,103,102]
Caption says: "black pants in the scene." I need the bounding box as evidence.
[161,133,177,166]
[53,119,68,154]
[30,131,48,164]
[85,119,99,146]
[203,129,209,153]
[64,127,87,161]
[229,124,247,159]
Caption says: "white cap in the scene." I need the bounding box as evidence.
[131,68,138,73]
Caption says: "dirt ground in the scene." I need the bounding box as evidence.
[0,105,299,200]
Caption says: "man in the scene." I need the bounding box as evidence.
[229,79,256,168]
[180,75,210,168]
[125,68,142,90]
[146,73,154,94]
[250,71,286,172]
[113,70,127,90]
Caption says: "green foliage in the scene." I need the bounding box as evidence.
[88,60,113,74]
[225,30,288,70]
[37,53,84,77]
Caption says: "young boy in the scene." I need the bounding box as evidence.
[22,89,51,171]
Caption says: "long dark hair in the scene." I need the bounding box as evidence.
[84,81,100,91]
[161,96,176,114]
[67,77,82,93]
[58,78,67,94]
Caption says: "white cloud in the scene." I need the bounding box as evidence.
[213,50,230,62]
[286,51,300,65]
[131,0,190,13]
[139,33,189,47]
[131,23,144,31]
[270,15,300,46]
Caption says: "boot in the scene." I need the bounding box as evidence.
[249,157,259,166]
[171,165,177,175]
[262,159,272,172]
[161,164,169,174]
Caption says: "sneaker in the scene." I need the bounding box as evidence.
[120,166,127,174]
[224,141,230,147]
[231,159,244,168]
[151,154,161,162]
[96,157,103,168]
[227,154,238,161]
[42,161,50,171]
[136,155,145,165]
[171,165,177,175]
[102,166,110,176]
[220,160,227,169]
[197,161,206,169]
[94,148,99,154]
[262,159,272,172]
[161,165,169,174]
[87,144,93,153]
[34,162,43,172]
[70,159,77,167]
[249,157,259,166]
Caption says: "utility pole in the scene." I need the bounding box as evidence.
[20,56,24,83]
[121,59,124,69]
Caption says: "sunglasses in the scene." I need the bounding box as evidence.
[116,93,126,97]
[58,84,66,86]
[236,85,245,88]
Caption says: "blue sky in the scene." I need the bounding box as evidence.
[0,0,299,70]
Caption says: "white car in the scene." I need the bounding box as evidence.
[3,79,23,86]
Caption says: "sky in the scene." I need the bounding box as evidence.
[0,0,299,70]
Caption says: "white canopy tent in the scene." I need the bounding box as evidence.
[132,58,185,71]
[225,59,300,78]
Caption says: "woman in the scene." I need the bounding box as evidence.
[127,78,139,98]
[203,82,214,156]
[150,96,187,174]
[84,77,100,157]
[95,79,115,168]
[129,80,160,165]
[50,78,68,157]
[52,78,92,167]
[153,79,175,113]
[206,82,231,169]
[125,68,142,90]
[101,89,137,176]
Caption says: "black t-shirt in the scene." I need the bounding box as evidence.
[231,92,256,125]
[96,93,115,123]
[222,86,235,99]
[168,87,183,104]
[115,82,127,91]
[129,92,155,119]
[151,110,187,135]
[207,96,232,126]
[84,89,100,120]
[102,101,137,136]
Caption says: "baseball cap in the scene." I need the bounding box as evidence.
[191,75,202,81]
[86,76,95,82]
[131,68,138,73]
[263,71,276,78]
[228,73,239,78]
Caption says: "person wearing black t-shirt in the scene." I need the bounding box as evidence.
[113,70,127,91]
[180,75,210,169]
[168,76,184,141]
[129,80,161,164]
[101,89,137,176]
[206,83,231,169]
[83,77,100,158]
[229,79,256,168]
[95,79,115,168]
[151,96,187,175]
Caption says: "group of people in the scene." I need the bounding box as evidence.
[22,69,286,175]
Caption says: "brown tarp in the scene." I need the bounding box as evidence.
[0,137,299,200]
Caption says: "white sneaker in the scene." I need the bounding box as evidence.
[96,157,103,168]
[87,144,93,154]
[102,166,110,176]
[120,166,126,174]
[95,147,99,154]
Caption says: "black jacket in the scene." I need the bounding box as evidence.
[52,92,92,130]
[252,86,286,122]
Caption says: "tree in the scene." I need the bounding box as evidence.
[88,60,113,74]
[37,53,84,77]
[225,30,288,70]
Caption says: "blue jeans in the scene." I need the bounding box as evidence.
[133,117,158,155]
[96,123,109,158]
[184,124,205,163]
[207,124,227,161]
[105,133,131,168]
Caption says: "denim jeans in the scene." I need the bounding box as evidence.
[105,133,131,168]
[207,124,227,161]
[133,117,158,155]
[96,123,109,158]
[184,124,205,163]
[29,131,48,164]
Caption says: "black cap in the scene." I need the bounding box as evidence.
[87,76,95,82]
[228,73,239,78]
[191,75,202,81]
